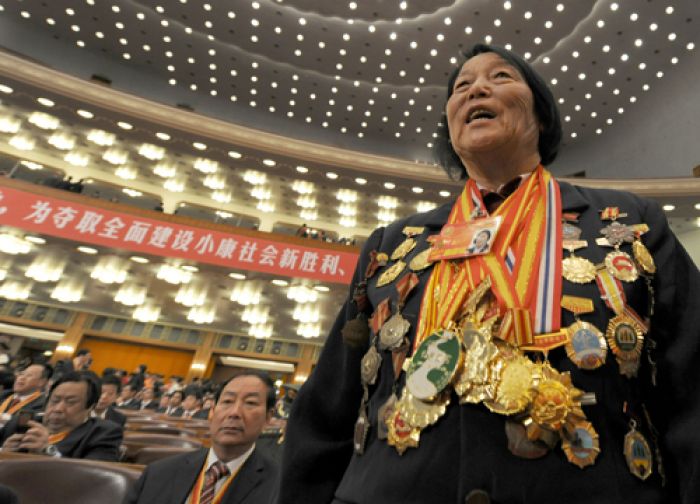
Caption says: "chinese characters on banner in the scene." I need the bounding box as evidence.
[0,185,359,284]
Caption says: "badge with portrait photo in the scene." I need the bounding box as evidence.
[429,216,502,261]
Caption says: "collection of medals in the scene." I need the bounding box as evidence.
[349,206,660,481]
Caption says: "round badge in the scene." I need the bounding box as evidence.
[562,421,600,468]
[406,330,461,401]
[565,321,607,370]
[562,256,598,284]
[605,251,639,282]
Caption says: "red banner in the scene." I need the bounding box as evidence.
[0,185,359,284]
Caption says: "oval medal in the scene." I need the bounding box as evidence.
[633,240,656,274]
[391,237,417,261]
[406,330,461,401]
[624,429,653,480]
[376,260,406,287]
[565,321,607,370]
[409,248,433,272]
[605,250,639,282]
[562,256,597,284]
[360,345,382,386]
[484,355,538,415]
[562,421,600,468]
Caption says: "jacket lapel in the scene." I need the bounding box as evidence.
[167,448,208,504]
[559,181,590,213]
[223,450,264,504]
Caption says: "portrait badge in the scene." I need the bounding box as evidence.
[405,330,461,401]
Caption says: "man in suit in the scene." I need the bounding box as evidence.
[117,384,141,410]
[92,374,127,427]
[0,371,122,461]
[162,389,184,416]
[139,387,159,411]
[124,370,279,504]
[0,362,50,419]
[172,389,203,418]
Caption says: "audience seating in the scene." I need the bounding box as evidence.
[121,433,203,462]
[132,446,199,465]
[0,452,142,504]
[128,425,198,437]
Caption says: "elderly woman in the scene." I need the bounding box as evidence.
[278,44,700,503]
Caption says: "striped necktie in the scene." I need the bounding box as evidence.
[200,461,230,504]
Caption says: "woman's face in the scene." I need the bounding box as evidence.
[446,52,540,164]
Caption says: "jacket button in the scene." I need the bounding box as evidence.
[465,489,491,504]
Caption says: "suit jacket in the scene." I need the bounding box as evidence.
[139,400,159,411]
[0,390,45,415]
[123,447,279,504]
[119,398,142,410]
[104,406,127,427]
[0,417,122,461]
[168,407,184,417]
[279,182,700,504]
[192,408,211,420]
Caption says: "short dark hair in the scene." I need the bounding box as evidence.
[215,371,276,410]
[28,361,53,381]
[101,374,122,394]
[434,43,562,180]
[75,349,91,357]
[170,390,184,401]
[48,371,100,409]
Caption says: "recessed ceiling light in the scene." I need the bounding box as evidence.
[694,203,700,210]
[77,109,93,119]
[156,132,171,141]
[229,272,246,280]
[355,177,367,185]
[37,97,55,107]
[117,121,133,130]
[193,142,207,150]
[181,265,198,272]
[77,246,98,254]
[439,190,451,197]
[384,182,396,190]
[662,204,675,211]
[24,235,46,244]
[296,166,309,173]
[272,279,289,286]
[412,186,423,194]
[0,84,13,94]
[326,172,338,179]
[263,159,276,167]
[130,256,149,264]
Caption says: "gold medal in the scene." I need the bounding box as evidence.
[562,421,600,468]
[409,248,432,272]
[376,260,406,287]
[484,355,538,415]
[624,426,653,480]
[633,239,656,274]
[455,324,499,403]
[360,345,382,386]
[565,321,607,370]
[605,250,639,282]
[406,330,462,401]
[390,237,417,261]
[402,226,425,236]
[397,389,450,429]
[606,314,644,378]
[353,409,370,455]
[530,379,574,431]
[379,312,410,350]
[562,256,597,284]
[386,407,420,455]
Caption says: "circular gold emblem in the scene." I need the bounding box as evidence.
[376,260,406,287]
[397,389,450,429]
[632,240,656,275]
[562,256,597,284]
[530,380,571,431]
[605,314,644,362]
[391,237,417,261]
[484,355,537,415]
[605,251,639,283]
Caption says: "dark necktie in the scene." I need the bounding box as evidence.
[199,461,230,504]
[8,396,20,410]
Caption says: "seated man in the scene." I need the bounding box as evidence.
[125,371,279,504]
[0,371,123,461]
[93,374,127,427]
[155,392,171,413]
[117,384,141,409]
[139,387,159,410]
[0,362,51,420]
[162,389,184,416]
[172,389,202,418]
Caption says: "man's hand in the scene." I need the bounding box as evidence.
[1,433,25,452]
[18,420,49,453]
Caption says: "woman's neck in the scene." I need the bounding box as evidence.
[462,151,540,192]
